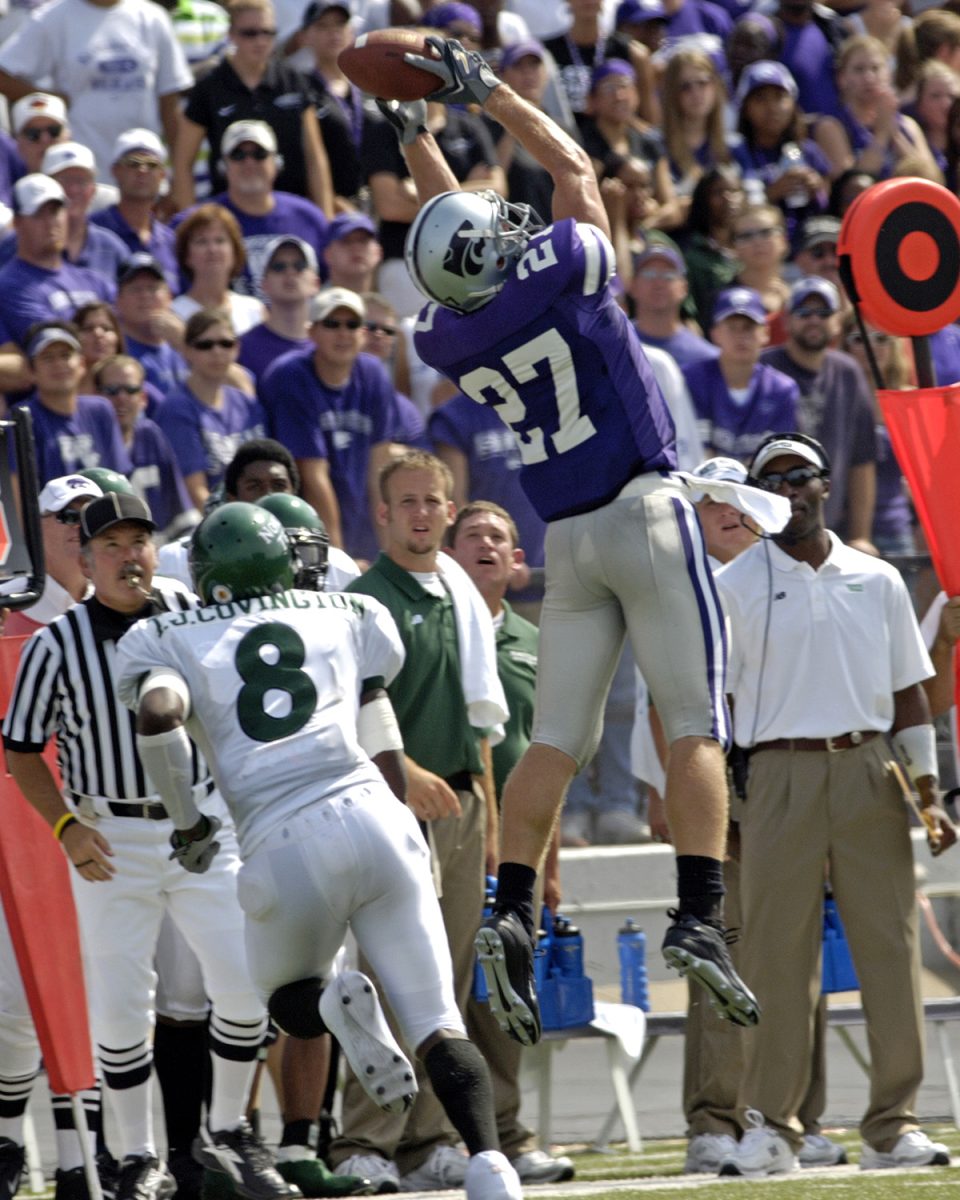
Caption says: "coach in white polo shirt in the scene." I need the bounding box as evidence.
[714,432,956,1178]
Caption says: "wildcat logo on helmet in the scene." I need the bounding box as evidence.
[443,221,489,278]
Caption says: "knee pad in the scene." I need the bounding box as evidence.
[267,978,326,1039]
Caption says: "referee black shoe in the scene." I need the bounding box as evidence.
[0,1137,24,1200]
[115,1155,176,1200]
[474,908,542,1046]
[193,1123,301,1200]
[662,910,760,1027]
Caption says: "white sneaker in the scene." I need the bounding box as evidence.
[860,1130,950,1170]
[319,971,417,1115]
[684,1132,738,1173]
[463,1152,522,1200]
[593,810,653,845]
[718,1111,798,1177]
[799,1132,848,1167]
[510,1148,574,1183]
[399,1145,469,1191]
[336,1155,400,1195]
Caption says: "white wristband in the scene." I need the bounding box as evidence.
[357,695,403,758]
[893,724,938,786]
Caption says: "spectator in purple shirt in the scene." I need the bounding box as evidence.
[238,234,318,383]
[114,251,189,398]
[628,238,720,368]
[89,128,180,293]
[321,211,383,295]
[40,142,129,280]
[156,308,267,510]
[0,174,114,347]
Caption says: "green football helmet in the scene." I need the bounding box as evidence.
[190,502,295,604]
[256,493,329,591]
[78,467,135,495]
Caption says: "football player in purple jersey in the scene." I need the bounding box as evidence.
[375,38,761,1040]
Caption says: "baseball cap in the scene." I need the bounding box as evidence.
[111,127,167,164]
[323,211,376,247]
[12,93,67,135]
[691,456,748,485]
[222,120,278,158]
[800,215,841,251]
[117,252,166,288]
[42,141,96,179]
[734,60,798,108]
[26,325,81,360]
[788,275,840,314]
[309,287,365,323]
[80,492,156,545]
[616,0,667,25]
[590,58,635,91]
[13,173,66,216]
[500,40,547,70]
[635,234,686,274]
[422,2,482,37]
[263,235,319,273]
[712,286,766,325]
[301,0,351,25]
[750,435,829,477]
[38,474,102,515]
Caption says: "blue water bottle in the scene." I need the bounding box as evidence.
[551,914,584,978]
[822,891,858,993]
[473,875,498,1001]
[618,918,650,1011]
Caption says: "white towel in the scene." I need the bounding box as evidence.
[437,552,509,746]
[671,472,791,534]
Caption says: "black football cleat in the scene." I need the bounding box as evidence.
[115,1155,176,1200]
[662,909,760,1027]
[474,908,542,1046]
[193,1123,301,1200]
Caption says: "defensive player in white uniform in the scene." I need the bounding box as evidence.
[115,503,523,1200]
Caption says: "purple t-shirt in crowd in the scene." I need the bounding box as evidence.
[125,334,189,401]
[395,391,428,449]
[638,328,720,370]
[682,357,800,463]
[129,417,194,536]
[782,22,843,120]
[19,393,131,484]
[0,223,129,283]
[89,207,180,294]
[156,382,267,491]
[239,322,311,383]
[428,391,547,573]
[414,219,676,523]
[0,257,114,345]
[260,348,404,561]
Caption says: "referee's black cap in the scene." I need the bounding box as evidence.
[80,492,156,545]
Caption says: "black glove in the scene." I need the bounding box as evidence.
[404,36,501,107]
[375,97,428,146]
[169,814,221,874]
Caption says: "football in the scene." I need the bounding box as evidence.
[338,29,443,101]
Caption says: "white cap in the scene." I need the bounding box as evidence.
[38,474,102,515]
[111,127,167,164]
[12,93,67,134]
[222,119,278,157]
[691,456,748,485]
[750,437,829,476]
[14,173,66,216]
[42,141,96,178]
[309,286,365,323]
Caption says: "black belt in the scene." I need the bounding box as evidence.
[108,800,169,819]
[752,731,879,754]
[445,771,474,792]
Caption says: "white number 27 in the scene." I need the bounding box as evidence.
[458,329,597,464]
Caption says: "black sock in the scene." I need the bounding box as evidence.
[495,862,537,938]
[676,855,725,927]
[281,1119,315,1148]
[153,1020,210,1154]
[423,1039,498,1156]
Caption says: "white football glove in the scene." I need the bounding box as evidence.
[169,814,221,874]
[376,97,428,145]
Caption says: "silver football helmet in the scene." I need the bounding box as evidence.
[404,189,543,313]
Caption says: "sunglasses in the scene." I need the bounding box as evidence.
[807,243,837,259]
[101,383,143,396]
[235,26,276,36]
[638,268,682,281]
[733,226,779,243]
[119,156,163,170]
[319,317,362,330]
[365,322,397,336]
[190,338,237,350]
[227,146,270,162]
[22,123,63,142]
[846,331,891,346]
[755,466,822,491]
[793,305,832,320]
[51,508,83,526]
[267,259,308,273]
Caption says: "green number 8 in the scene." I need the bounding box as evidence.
[235,624,317,742]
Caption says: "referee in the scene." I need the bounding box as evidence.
[3,493,299,1200]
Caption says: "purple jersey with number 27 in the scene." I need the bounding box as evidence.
[413,219,676,522]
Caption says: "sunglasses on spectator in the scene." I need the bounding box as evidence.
[755,466,823,491]
[190,338,238,350]
[22,123,63,142]
[235,26,276,37]
[228,146,271,162]
[319,317,362,330]
[268,259,308,273]
[101,383,143,396]
[638,268,682,281]
[807,243,837,259]
[119,156,163,170]
[365,322,397,336]
[734,226,779,243]
[49,508,83,525]
[793,305,832,320]
[846,331,890,346]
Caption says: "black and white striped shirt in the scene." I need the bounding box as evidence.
[3,579,209,800]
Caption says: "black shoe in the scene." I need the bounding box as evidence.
[0,1139,24,1200]
[474,908,542,1045]
[115,1155,176,1200]
[662,910,760,1027]
[168,1150,205,1200]
[53,1151,121,1200]
[193,1124,301,1200]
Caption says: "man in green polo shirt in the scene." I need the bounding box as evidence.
[332,452,500,1194]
